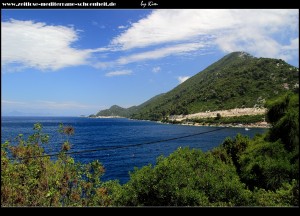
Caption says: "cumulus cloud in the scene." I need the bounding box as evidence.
[112,9,231,50]
[1,19,93,71]
[177,76,190,84]
[215,27,299,61]
[111,9,299,61]
[152,66,161,73]
[105,70,132,77]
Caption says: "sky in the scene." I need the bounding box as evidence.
[1,9,299,116]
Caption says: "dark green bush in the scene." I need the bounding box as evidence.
[110,147,252,206]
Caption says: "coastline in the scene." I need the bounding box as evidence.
[169,108,267,121]
[164,108,270,129]
[89,115,125,119]
[88,107,271,129]
[88,116,270,129]
[176,121,271,129]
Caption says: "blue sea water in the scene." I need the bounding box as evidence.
[1,116,266,184]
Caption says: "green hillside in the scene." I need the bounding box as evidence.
[94,105,135,117]
[94,52,299,121]
[132,52,298,120]
[95,93,165,117]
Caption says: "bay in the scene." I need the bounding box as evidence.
[1,116,266,184]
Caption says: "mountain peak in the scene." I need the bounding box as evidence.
[228,51,252,58]
[110,105,123,109]
[221,51,254,62]
[203,51,254,72]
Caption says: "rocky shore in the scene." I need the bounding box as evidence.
[169,108,267,121]
[179,121,270,128]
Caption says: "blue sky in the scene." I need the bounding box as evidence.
[1,9,299,116]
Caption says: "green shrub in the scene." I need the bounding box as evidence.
[253,180,299,206]
[266,93,299,151]
[111,147,252,206]
[1,123,110,207]
[239,138,295,191]
[222,134,250,173]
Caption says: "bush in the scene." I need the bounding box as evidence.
[222,134,250,173]
[1,123,110,207]
[237,92,299,192]
[253,180,299,206]
[239,138,295,191]
[110,147,252,206]
[266,93,299,151]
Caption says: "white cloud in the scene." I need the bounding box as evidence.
[3,10,298,72]
[2,19,92,71]
[95,43,204,68]
[117,42,205,65]
[215,28,299,61]
[111,9,299,61]
[152,66,161,73]
[177,76,190,84]
[112,9,225,50]
[105,70,132,77]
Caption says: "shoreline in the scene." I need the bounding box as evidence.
[164,108,270,129]
[88,116,270,129]
[169,108,267,121]
[89,115,125,119]
[88,107,271,129]
[176,122,271,129]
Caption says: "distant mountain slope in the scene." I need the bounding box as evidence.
[95,93,165,117]
[94,52,299,120]
[95,105,133,117]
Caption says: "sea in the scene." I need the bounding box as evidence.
[1,116,267,184]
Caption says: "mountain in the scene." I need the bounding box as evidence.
[95,93,165,117]
[95,105,132,117]
[94,52,299,121]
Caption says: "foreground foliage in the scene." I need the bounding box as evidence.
[108,148,253,206]
[1,124,110,207]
